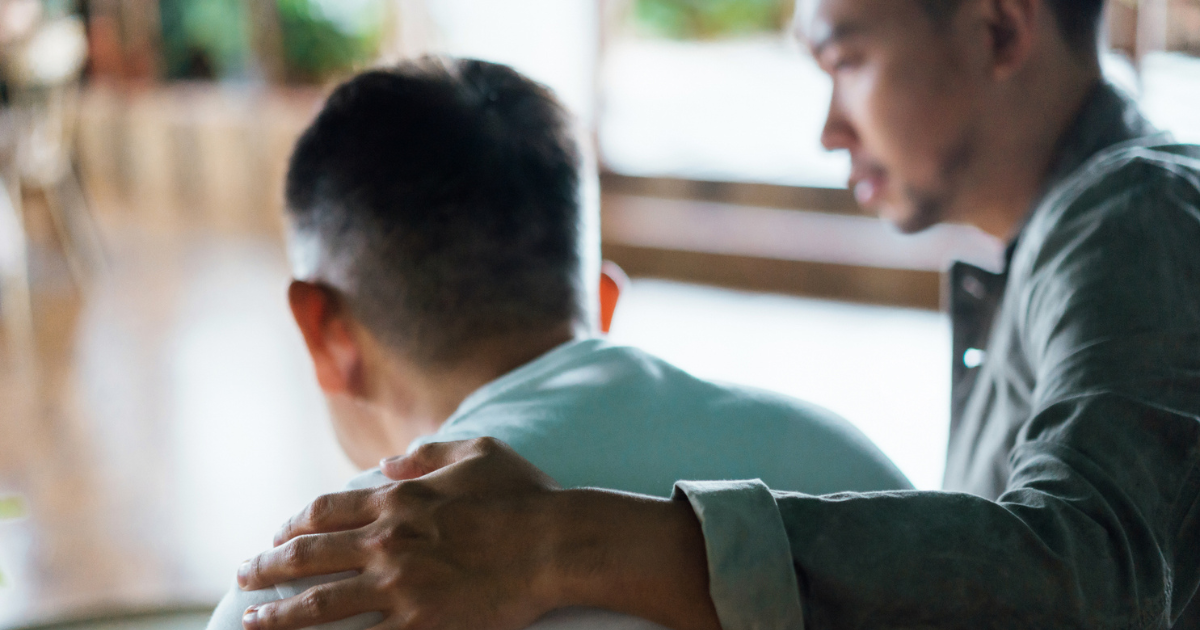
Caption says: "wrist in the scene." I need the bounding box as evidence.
[533,488,720,630]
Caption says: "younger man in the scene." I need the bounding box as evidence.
[208,56,909,630]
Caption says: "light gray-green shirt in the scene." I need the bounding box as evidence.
[407,338,909,496]
[678,82,1200,628]
[209,339,910,630]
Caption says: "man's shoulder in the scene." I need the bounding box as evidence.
[1039,140,1199,227]
[1061,140,1198,207]
[422,341,912,494]
[512,341,842,426]
[1016,140,1200,280]
[474,340,732,413]
[459,339,896,451]
[1004,140,1200,376]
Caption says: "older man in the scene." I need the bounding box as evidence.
[236,0,1200,628]
[209,56,909,630]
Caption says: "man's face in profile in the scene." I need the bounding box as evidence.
[798,0,985,233]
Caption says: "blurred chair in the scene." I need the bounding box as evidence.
[0,104,33,365]
[4,10,104,281]
[0,3,102,362]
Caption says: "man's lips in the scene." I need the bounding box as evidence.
[849,163,888,207]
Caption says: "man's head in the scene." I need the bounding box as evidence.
[796,0,1105,236]
[284,57,604,466]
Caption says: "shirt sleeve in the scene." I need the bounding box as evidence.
[672,480,805,630]
[674,163,1200,628]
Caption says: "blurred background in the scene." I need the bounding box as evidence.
[0,0,1197,628]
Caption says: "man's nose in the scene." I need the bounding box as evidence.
[820,91,857,152]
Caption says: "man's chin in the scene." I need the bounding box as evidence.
[875,202,941,234]
[854,179,945,233]
[875,185,953,234]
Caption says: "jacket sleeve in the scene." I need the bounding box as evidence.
[678,164,1200,629]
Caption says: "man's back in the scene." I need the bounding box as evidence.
[209,339,909,630]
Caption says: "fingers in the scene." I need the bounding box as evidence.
[242,573,383,630]
[274,488,381,546]
[239,529,366,591]
[380,438,496,480]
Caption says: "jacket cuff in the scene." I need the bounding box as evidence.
[672,480,805,630]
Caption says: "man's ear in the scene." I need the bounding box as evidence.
[599,261,628,334]
[288,280,366,396]
[984,0,1039,80]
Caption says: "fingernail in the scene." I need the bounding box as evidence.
[237,561,251,589]
[243,606,259,629]
[380,455,403,467]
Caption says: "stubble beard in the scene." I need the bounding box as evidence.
[892,126,977,234]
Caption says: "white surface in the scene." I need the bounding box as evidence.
[607,279,951,491]
[1139,52,1200,144]
[422,0,599,122]
[601,39,1200,187]
[600,37,849,188]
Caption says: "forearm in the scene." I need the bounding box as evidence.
[776,396,1200,626]
[540,489,721,630]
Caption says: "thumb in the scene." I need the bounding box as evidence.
[381,439,481,480]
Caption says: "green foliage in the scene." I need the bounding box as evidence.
[158,0,382,83]
[277,0,383,84]
[0,495,25,588]
[160,0,251,79]
[0,496,26,520]
[632,0,794,39]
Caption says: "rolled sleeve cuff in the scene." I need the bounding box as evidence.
[672,480,805,630]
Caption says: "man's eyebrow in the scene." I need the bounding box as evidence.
[808,21,866,57]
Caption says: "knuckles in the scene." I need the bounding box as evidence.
[468,436,504,457]
[364,528,398,554]
[306,493,338,526]
[299,587,332,620]
[401,610,444,630]
[383,479,439,506]
[282,536,314,568]
[374,564,410,594]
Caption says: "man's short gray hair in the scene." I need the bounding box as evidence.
[285,57,584,367]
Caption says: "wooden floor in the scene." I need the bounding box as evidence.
[0,218,356,629]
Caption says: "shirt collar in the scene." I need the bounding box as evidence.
[1043,81,1159,190]
[440,337,606,428]
[1004,81,1164,264]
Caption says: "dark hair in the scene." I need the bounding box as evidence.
[920,0,1105,54]
[286,57,583,366]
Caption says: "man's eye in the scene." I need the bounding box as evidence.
[832,55,862,71]
[815,46,863,74]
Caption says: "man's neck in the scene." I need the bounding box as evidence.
[374,325,581,452]
[421,326,581,421]
[963,55,1102,242]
